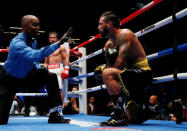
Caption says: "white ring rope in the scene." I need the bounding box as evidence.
[153,73,187,83]
[70,48,104,66]
[15,72,187,96]
[16,93,48,97]
[68,73,187,95]
[70,8,187,66]
[135,8,187,37]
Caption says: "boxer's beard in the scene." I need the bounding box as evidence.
[101,27,109,38]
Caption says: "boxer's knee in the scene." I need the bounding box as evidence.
[102,68,110,79]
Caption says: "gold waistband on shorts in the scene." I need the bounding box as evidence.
[132,58,151,71]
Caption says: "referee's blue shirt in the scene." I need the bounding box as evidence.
[3,33,59,78]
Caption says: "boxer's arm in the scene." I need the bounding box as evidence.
[113,31,132,68]
[60,47,70,79]
[60,47,69,66]
[104,40,112,53]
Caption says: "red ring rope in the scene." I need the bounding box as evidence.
[0,49,8,53]
[70,0,163,52]
[0,0,163,56]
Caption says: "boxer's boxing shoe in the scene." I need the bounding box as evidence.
[48,111,70,123]
[100,110,128,126]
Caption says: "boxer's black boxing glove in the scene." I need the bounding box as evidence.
[94,64,107,80]
[105,47,118,66]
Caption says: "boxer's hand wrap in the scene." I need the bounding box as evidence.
[94,64,107,80]
[61,66,69,79]
[59,27,73,45]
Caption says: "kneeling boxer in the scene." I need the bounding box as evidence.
[95,11,153,126]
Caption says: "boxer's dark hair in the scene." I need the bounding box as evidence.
[100,11,120,28]
[48,32,59,39]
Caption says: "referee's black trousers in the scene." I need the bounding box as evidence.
[0,66,62,124]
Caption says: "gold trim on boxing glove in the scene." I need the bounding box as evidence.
[125,100,134,109]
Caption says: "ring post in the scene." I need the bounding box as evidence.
[78,47,87,114]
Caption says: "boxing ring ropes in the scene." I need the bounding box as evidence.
[0,0,186,114]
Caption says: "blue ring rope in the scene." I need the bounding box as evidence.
[69,43,187,81]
